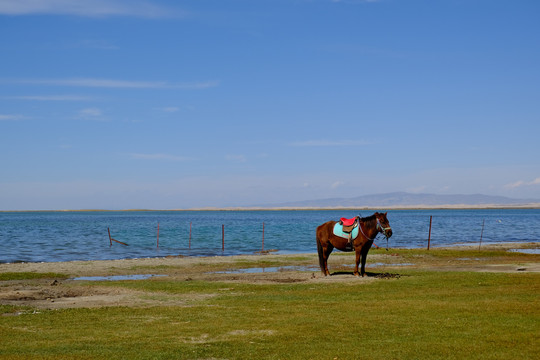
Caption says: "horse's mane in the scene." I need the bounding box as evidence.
[359,214,377,229]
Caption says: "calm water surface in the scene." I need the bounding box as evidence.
[0,209,538,263]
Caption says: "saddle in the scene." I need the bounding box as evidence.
[340,216,359,232]
[335,216,360,250]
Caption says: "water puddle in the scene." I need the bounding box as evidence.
[213,263,414,274]
[213,266,320,274]
[509,248,540,254]
[370,262,415,267]
[72,274,167,281]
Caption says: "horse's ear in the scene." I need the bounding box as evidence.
[384,212,387,216]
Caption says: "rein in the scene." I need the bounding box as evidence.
[358,220,376,241]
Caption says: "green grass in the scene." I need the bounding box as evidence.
[0,272,68,281]
[370,247,525,257]
[1,270,538,359]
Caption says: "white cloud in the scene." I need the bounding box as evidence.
[8,78,219,89]
[0,114,24,121]
[406,186,427,193]
[505,181,524,189]
[331,0,380,3]
[79,107,102,117]
[129,153,193,162]
[225,154,247,162]
[7,95,92,101]
[505,177,540,189]
[331,181,345,189]
[160,107,180,113]
[290,139,373,147]
[77,39,119,50]
[0,0,185,18]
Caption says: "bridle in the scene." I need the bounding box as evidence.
[358,216,392,251]
[377,218,392,237]
[377,218,392,251]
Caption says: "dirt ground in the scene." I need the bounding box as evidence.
[1,243,538,311]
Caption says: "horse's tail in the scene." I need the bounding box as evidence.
[316,226,325,273]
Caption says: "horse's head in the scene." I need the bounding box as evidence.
[375,212,392,238]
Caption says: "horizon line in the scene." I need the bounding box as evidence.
[3,203,540,212]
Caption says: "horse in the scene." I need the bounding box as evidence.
[316,212,392,277]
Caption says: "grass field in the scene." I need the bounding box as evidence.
[1,247,539,359]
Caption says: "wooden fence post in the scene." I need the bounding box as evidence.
[427,216,433,250]
[107,228,128,246]
[157,222,160,248]
[262,222,265,252]
[189,222,192,249]
[222,224,225,251]
[479,219,485,250]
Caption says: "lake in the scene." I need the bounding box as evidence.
[1,209,539,263]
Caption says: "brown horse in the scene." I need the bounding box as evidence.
[316,212,392,277]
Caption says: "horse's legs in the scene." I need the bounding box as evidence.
[322,245,333,276]
[360,241,373,277]
[317,232,332,276]
[354,249,361,277]
[360,252,367,277]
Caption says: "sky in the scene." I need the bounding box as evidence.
[1,0,539,210]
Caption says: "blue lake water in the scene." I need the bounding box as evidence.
[0,209,539,263]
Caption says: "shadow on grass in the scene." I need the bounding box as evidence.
[330,271,402,279]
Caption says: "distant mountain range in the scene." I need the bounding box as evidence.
[260,192,540,209]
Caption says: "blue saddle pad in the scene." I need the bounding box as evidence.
[333,222,359,240]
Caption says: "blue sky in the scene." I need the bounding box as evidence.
[1,0,539,210]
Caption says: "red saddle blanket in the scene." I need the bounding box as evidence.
[340,217,357,226]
